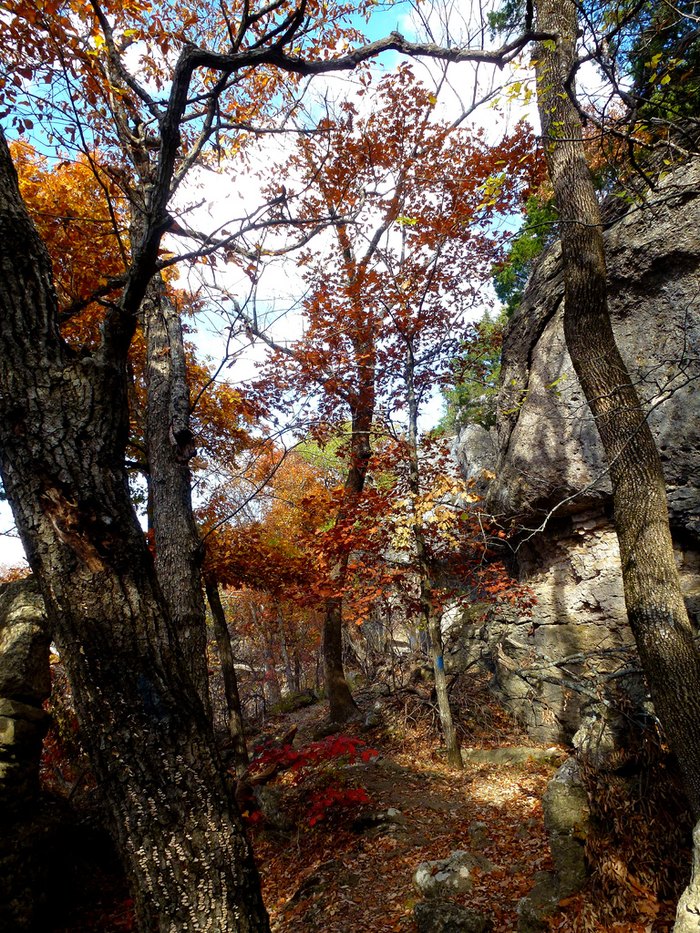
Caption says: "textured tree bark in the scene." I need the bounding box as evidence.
[205,576,249,776]
[144,280,211,716]
[534,0,700,819]
[0,131,269,932]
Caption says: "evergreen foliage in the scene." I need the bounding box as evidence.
[441,312,506,432]
[493,195,558,317]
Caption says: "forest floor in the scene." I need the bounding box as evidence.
[249,683,678,933]
[252,684,559,933]
[47,677,681,932]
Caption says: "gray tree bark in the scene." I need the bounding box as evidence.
[0,129,269,932]
[533,0,700,822]
[144,279,210,716]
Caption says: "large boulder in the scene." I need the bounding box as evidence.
[486,158,700,533]
[0,577,50,810]
[0,577,53,932]
[455,158,700,741]
[413,849,494,898]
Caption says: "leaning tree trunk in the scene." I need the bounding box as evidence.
[534,0,700,819]
[0,130,269,932]
[143,271,211,717]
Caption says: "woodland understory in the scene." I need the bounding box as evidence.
[35,657,692,933]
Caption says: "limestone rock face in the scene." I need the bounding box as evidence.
[455,158,700,742]
[486,158,700,535]
[0,577,50,809]
[0,578,52,932]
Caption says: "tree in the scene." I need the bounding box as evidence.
[203,447,331,702]
[0,0,557,923]
[0,130,269,930]
[9,140,263,720]
[242,66,539,722]
[205,573,250,774]
[531,0,700,924]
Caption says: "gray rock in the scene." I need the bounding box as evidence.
[413,849,494,897]
[452,158,700,742]
[542,759,589,836]
[0,578,50,810]
[453,423,497,493]
[572,679,652,771]
[352,807,408,833]
[0,579,50,701]
[541,758,589,897]
[462,746,563,766]
[253,785,294,832]
[363,708,382,729]
[674,819,700,933]
[517,871,561,932]
[0,578,52,932]
[480,159,700,530]
[415,899,492,933]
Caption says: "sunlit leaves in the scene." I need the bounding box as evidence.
[11,140,128,344]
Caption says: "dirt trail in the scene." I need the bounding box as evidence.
[251,689,562,932]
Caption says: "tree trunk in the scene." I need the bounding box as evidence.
[534,0,700,817]
[323,593,359,722]
[426,614,462,768]
[294,649,302,692]
[143,272,211,717]
[262,624,282,706]
[0,130,269,932]
[205,576,249,776]
[322,403,373,723]
[277,608,296,695]
[405,347,462,768]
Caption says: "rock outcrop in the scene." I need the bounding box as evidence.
[455,158,700,742]
[0,577,52,931]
